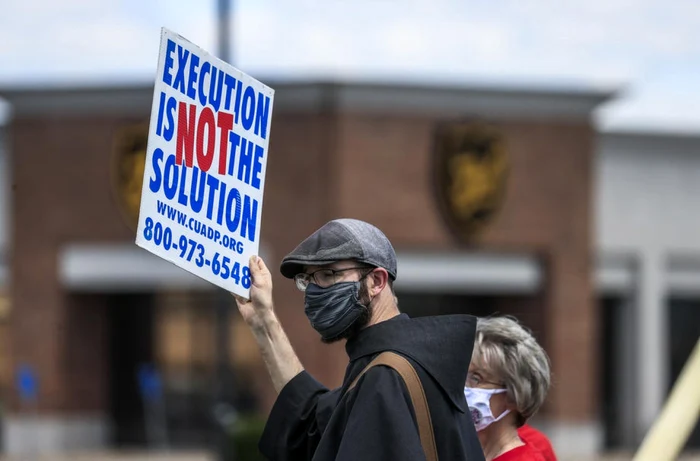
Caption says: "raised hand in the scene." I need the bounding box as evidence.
[233,255,274,329]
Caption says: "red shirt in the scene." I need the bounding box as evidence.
[493,443,546,461]
[517,424,557,461]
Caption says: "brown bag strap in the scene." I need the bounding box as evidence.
[347,351,439,461]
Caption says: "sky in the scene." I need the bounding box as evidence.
[1,0,699,132]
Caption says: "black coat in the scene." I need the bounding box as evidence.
[259,313,485,461]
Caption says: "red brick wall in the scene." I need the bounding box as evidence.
[7,104,598,425]
[9,115,137,412]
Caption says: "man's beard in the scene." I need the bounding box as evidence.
[320,281,373,344]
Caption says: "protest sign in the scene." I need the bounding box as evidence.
[136,28,274,298]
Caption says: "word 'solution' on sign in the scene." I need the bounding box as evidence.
[136,28,274,299]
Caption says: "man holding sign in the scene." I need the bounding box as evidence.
[136,28,482,461]
[235,219,485,461]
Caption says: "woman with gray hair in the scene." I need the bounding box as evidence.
[464,316,554,461]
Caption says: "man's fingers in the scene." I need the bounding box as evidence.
[248,255,260,274]
[257,256,270,274]
[232,293,249,304]
[249,255,271,278]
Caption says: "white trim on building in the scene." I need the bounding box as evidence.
[58,242,273,292]
[0,81,616,120]
[394,251,542,294]
[58,244,214,292]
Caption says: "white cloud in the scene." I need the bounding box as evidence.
[233,0,700,129]
[0,0,214,83]
[0,0,699,130]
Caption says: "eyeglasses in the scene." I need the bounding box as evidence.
[466,371,506,389]
[294,266,373,292]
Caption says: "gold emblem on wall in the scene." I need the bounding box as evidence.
[111,122,149,231]
[433,120,509,241]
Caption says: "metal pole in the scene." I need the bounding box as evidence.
[216,2,235,459]
[218,0,232,63]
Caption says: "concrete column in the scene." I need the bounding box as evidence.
[635,250,668,441]
[615,293,638,448]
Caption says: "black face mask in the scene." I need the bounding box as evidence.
[304,281,368,342]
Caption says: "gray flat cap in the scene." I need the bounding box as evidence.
[280,218,397,280]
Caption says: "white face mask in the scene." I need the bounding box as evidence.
[464,386,510,432]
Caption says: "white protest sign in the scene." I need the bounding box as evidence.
[136,28,274,298]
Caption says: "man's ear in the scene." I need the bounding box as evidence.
[368,268,389,296]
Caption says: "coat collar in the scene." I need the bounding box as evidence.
[346,313,476,412]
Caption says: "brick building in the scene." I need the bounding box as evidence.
[0,81,698,457]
